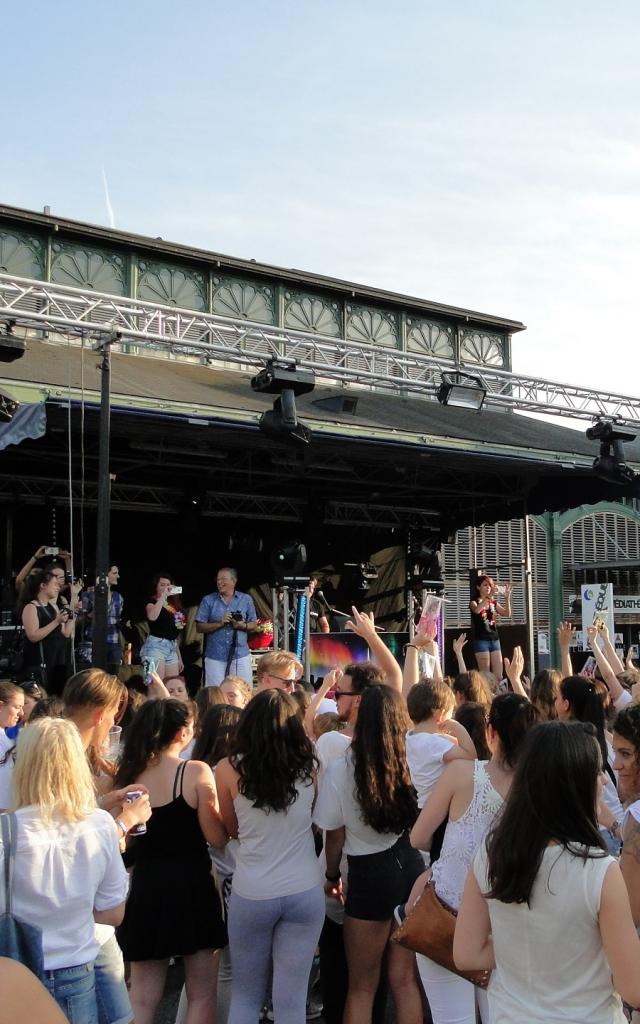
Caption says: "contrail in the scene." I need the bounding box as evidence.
[101,167,116,228]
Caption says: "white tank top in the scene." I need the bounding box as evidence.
[431,759,503,911]
[232,777,322,900]
[474,844,625,1024]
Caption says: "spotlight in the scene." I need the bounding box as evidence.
[270,540,308,580]
[0,322,25,363]
[344,561,378,593]
[251,360,315,445]
[408,534,443,589]
[0,390,19,424]
[586,420,637,486]
[437,372,487,411]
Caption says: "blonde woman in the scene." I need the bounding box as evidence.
[3,718,129,1023]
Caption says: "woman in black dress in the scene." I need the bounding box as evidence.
[21,569,74,695]
[115,699,227,1024]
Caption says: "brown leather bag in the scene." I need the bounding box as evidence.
[391,879,491,989]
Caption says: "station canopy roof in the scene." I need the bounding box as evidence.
[2,339,640,535]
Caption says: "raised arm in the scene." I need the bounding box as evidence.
[503,645,529,698]
[346,606,402,693]
[402,629,442,697]
[557,621,574,678]
[453,632,468,675]
[586,626,624,702]
[495,582,512,618]
[599,623,625,675]
[15,545,48,591]
[304,667,342,739]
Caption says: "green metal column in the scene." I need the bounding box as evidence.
[546,511,563,665]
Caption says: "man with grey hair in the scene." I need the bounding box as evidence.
[195,566,258,686]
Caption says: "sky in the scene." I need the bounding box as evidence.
[3,0,640,402]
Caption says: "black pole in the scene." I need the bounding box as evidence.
[92,335,115,669]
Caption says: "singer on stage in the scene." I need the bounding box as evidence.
[195,567,258,686]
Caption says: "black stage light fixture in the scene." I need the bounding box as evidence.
[251,360,315,445]
[0,322,26,363]
[586,420,637,486]
[0,390,19,424]
[270,540,308,580]
[437,372,487,411]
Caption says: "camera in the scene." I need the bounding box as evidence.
[231,611,244,622]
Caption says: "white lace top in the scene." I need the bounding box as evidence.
[431,759,503,911]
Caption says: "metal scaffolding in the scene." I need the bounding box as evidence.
[2,272,640,427]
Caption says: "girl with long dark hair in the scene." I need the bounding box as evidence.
[114,699,227,1024]
[314,685,424,1024]
[21,568,74,694]
[455,721,640,1021]
[468,575,512,677]
[613,705,640,932]
[556,674,623,851]
[139,572,185,681]
[410,692,537,1024]
[215,688,324,1024]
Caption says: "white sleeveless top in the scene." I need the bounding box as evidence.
[431,759,502,911]
[474,844,625,1024]
[232,777,322,900]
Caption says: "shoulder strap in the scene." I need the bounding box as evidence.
[0,812,16,916]
[172,760,188,800]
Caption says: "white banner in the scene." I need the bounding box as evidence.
[613,595,640,613]
[581,584,615,646]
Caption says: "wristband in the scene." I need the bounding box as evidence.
[115,818,129,837]
[325,871,341,883]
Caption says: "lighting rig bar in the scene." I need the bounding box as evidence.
[2,273,640,426]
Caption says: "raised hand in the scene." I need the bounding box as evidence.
[453,633,468,657]
[504,645,524,684]
[557,621,574,648]
[345,606,377,640]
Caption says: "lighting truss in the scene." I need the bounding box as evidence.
[2,272,640,426]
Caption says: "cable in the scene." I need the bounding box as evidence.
[66,337,76,674]
[79,337,86,578]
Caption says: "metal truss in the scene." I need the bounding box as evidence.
[2,272,640,427]
[0,474,445,527]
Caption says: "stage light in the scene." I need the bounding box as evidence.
[251,360,315,445]
[270,540,308,580]
[437,372,487,411]
[0,390,19,424]
[586,420,637,486]
[0,322,25,363]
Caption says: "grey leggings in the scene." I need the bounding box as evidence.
[228,885,325,1024]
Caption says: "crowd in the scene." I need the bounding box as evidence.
[3,555,640,1024]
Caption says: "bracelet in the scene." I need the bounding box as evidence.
[325,870,341,883]
[115,818,129,838]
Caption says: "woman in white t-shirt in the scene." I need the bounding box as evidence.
[455,720,640,1022]
[2,717,129,1024]
[314,685,425,1024]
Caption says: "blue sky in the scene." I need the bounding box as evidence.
[3,1,640,398]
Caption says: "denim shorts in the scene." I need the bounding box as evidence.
[95,934,133,1024]
[43,961,98,1024]
[140,635,180,666]
[473,638,501,653]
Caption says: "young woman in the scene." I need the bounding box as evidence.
[313,685,425,1024]
[612,704,640,929]
[216,688,324,1024]
[529,667,561,720]
[220,675,252,708]
[114,699,227,1024]
[455,721,640,1021]
[468,576,512,677]
[555,674,623,851]
[63,668,150,1024]
[139,573,185,681]
[0,680,25,811]
[453,701,491,760]
[410,692,537,1024]
[21,568,74,695]
[451,671,493,710]
[3,717,129,1023]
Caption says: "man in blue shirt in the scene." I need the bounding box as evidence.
[195,567,258,686]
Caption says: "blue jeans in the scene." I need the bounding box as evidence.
[43,961,98,1024]
[95,935,133,1024]
[228,886,325,1024]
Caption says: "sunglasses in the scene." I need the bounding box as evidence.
[334,689,358,699]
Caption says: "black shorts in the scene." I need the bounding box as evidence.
[345,832,425,922]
